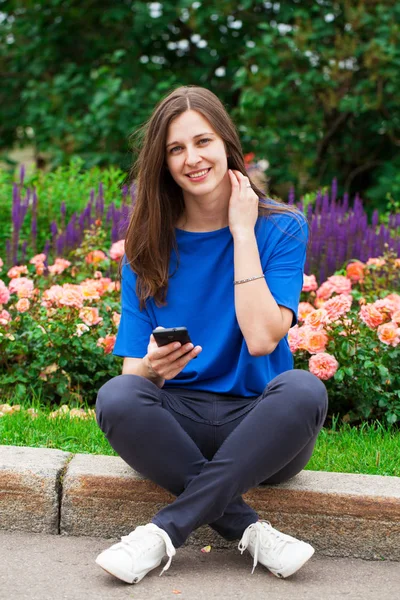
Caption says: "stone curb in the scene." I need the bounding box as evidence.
[1,446,400,560]
[0,446,71,534]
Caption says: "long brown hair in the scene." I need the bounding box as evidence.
[122,86,306,310]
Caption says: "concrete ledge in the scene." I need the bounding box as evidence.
[1,446,398,559]
[60,454,400,561]
[0,446,71,534]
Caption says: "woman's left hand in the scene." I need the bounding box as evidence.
[228,169,259,237]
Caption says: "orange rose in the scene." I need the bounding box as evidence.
[85,250,107,265]
[346,261,365,283]
[305,329,329,354]
[304,308,330,329]
[377,322,400,347]
[359,304,385,329]
[15,298,30,313]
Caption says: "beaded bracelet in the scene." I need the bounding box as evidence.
[234,275,265,285]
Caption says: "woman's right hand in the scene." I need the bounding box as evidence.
[144,330,202,385]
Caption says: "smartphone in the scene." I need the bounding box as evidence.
[152,327,197,358]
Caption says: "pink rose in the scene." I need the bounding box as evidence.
[288,324,314,353]
[8,277,34,299]
[109,239,125,260]
[7,265,28,279]
[298,302,315,322]
[305,329,329,354]
[80,281,101,302]
[377,322,400,347]
[374,294,400,317]
[308,352,339,380]
[29,253,47,265]
[316,281,335,301]
[48,258,71,275]
[302,274,318,292]
[16,298,30,313]
[359,304,385,329]
[366,258,386,267]
[304,308,330,330]
[0,280,10,304]
[0,309,11,325]
[41,285,64,308]
[322,294,353,322]
[58,285,84,309]
[78,307,103,326]
[327,275,352,295]
[288,325,301,352]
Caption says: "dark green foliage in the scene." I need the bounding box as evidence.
[1,1,399,206]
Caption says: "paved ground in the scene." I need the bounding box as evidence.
[1,530,399,600]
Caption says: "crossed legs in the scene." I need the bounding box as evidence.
[96,370,327,548]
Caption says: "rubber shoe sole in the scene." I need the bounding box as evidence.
[267,543,315,579]
[95,551,162,584]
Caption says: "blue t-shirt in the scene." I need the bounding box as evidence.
[113,208,308,397]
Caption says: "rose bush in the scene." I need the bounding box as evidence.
[292,249,400,424]
[0,222,125,405]
[1,219,399,423]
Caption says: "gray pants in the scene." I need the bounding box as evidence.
[96,369,328,548]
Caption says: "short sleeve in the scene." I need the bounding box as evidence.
[263,214,308,327]
[112,259,153,358]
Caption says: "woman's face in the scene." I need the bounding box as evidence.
[165,110,229,197]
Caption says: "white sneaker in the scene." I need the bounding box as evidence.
[95,523,176,584]
[238,520,314,578]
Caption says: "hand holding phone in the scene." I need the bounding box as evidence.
[144,326,202,383]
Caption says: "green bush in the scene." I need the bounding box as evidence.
[0,158,126,260]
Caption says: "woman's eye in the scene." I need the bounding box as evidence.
[170,146,182,154]
[199,138,211,145]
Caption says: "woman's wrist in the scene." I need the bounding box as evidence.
[143,355,165,387]
[231,227,256,242]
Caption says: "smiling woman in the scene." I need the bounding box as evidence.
[165,111,231,231]
[94,86,328,586]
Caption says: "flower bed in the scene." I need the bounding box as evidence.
[0,224,124,406]
[292,251,400,424]
[2,164,399,286]
[0,222,399,423]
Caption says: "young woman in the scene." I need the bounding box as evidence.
[95,86,328,585]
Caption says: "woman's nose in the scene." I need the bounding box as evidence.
[185,146,201,165]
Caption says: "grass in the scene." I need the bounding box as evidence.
[0,404,399,476]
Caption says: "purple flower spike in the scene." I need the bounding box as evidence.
[20,165,25,186]
[331,178,337,203]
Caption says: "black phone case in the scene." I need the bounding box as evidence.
[152,327,197,358]
[152,327,192,347]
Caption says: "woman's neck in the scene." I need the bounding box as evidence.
[177,180,230,232]
[176,213,229,232]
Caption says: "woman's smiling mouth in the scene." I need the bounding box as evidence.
[185,168,211,181]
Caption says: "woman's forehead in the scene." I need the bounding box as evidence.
[166,110,216,143]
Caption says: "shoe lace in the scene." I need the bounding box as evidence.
[238,521,288,574]
[120,524,176,575]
